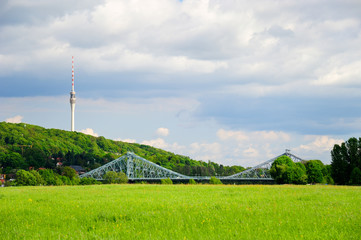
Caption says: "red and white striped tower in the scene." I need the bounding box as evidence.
[70,56,76,131]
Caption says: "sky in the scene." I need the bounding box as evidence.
[1,0,361,167]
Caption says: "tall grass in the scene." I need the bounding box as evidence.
[1,185,360,239]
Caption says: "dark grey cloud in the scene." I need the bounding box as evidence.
[0,0,104,26]
[195,91,361,135]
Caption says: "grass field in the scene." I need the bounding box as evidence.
[1,184,360,239]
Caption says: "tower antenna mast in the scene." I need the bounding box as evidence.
[70,56,76,131]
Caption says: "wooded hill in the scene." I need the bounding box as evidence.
[0,122,245,176]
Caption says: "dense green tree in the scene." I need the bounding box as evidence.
[293,163,308,184]
[24,147,46,169]
[39,169,63,185]
[270,156,308,184]
[322,165,334,184]
[0,151,6,169]
[3,152,25,170]
[62,166,77,180]
[331,137,361,185]
[305,160,324,184]
[16,170,37,186]
[30,170,45,185]
[270,156,294,184]
[350,167,361,185]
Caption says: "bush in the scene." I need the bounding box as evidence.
[71,177,81,185]
[104,171,128,184]
[4,180,16,187]
[134,181,147,184]
[39,169,63,185]
[62,166,77,180]
[161,178,173,184]
[16,170,37,186]
[60,175,72,185]
[79,177,100,185]
[117,172,128,184]
[30,170,45,185]
[188,179,197,184]
[209,176,222,185]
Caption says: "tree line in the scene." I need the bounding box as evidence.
[0,122,245,177]
[270,156,333,184]
[270,136,361,185]
[3,122,361,186]
[5,166,129,187]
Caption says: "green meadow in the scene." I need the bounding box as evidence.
[1,184,360,239]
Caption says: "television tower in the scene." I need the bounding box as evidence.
[70,56,76,131]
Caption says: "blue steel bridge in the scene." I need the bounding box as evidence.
[79,151,305,182]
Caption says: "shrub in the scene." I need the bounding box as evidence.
[30,170,45,185]
[4,180,16,187]
[39,169,63,185]
[188,179,197,185]
[209,176,222,185]
[104,171,118,184]
[161,178,173,184]
[60,175,72,185]
[117,172,128,184]
[62,166,77,180]
[16,170,37,186]
[104,171,128,184]
[79,177,100,185]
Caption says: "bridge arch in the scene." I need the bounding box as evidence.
[80,151,306,181]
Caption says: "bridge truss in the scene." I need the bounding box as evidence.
[80,152,190,181]
[222,150,305,180]
[80,151,305,181]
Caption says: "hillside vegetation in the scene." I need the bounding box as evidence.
[0,122,244,176]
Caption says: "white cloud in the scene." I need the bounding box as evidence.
[313,61,361,86]
[114,138,137,143]
[243,146,259,158]
[156,127,169,137]
[5,115,23,123]
[80,128,99,137]
[217,129,249,142]
[294,136,344,154]
[217,129,290,143]
[141,138,186,153]
[189,142,223,162]
[142,138,168,149]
